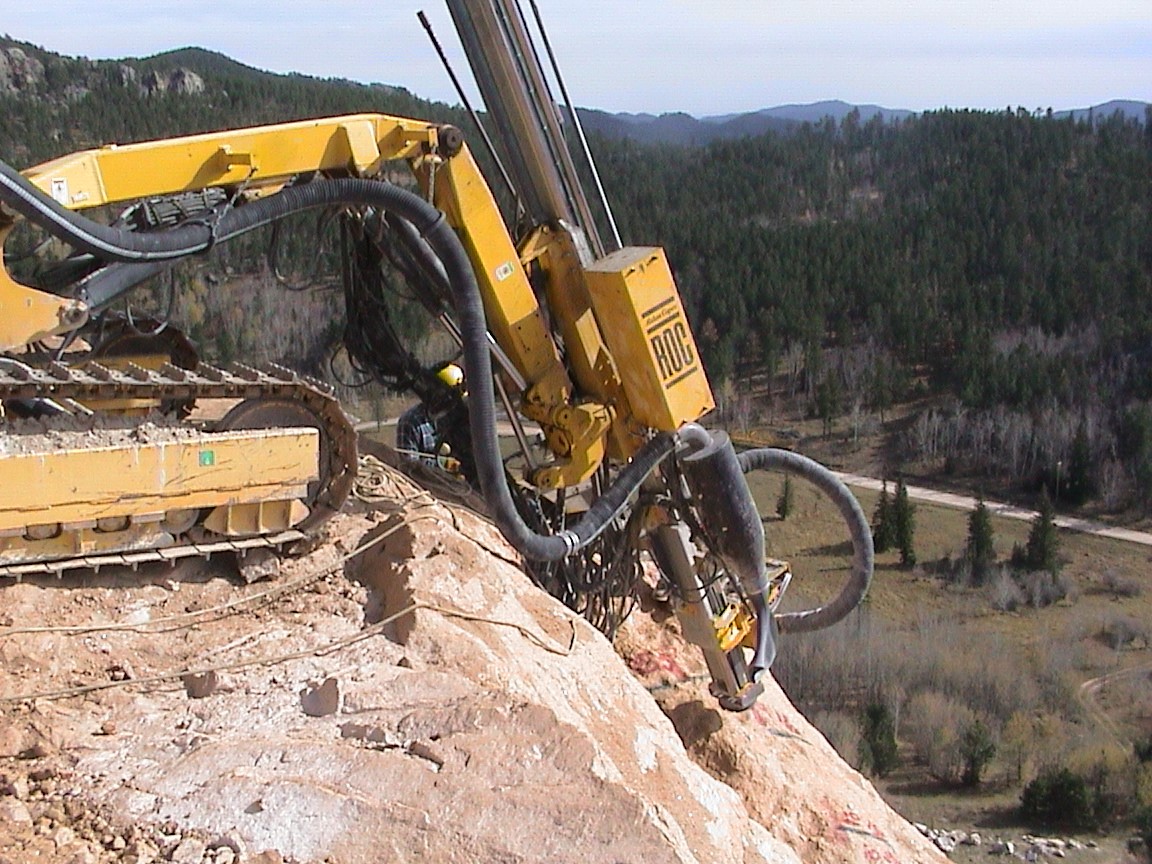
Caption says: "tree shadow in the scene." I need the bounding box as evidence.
[806,539,854,557]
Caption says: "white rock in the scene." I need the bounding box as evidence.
[0,797,33,823]
[171,837,207,864]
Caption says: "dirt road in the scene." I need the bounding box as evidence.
[834,472,1152,548]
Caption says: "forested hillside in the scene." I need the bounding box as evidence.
[0,40,463,164]
[2,38,1150,511]
[598,109,1152,509]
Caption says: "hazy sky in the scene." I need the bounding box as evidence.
[4,1,1149,115]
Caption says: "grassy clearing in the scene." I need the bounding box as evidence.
[742,463,1152,846]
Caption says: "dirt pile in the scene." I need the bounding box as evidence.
[0,457,943,863]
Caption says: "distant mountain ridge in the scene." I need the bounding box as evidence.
[1056,99,1150,124]
[579,98,1148,146]
[2,34,1146,151]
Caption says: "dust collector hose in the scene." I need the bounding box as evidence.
[737,448,873,632]
[0,160,670,561]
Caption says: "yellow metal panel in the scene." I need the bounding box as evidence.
[0,522,172,565]
[22,114,438,209]
[203,499,305,536]
[0,428,318,531]
[0,224,89,350]
[430,147,566,389]
[584,247,714,431]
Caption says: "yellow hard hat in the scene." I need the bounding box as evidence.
[436,363,464,389]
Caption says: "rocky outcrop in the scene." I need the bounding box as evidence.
[0,47,45,93]
[617,598,944,864]
[0,457,943,863]
[141,67,205,96]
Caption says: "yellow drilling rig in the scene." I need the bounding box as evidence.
[0,0,872,710]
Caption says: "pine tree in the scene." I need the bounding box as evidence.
[872,481,894,554]
[960,721,996,787]
[1063,424,1094,506]
[965,493,995,584]
[892,478,916,567]
[858,702,899,777]
[1023,488,1060,574]
[776,474,794,520]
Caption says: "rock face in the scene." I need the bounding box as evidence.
[0,456,944,863]
[0,47,45,93]
[141,67,205,96]
[617,600,943,864]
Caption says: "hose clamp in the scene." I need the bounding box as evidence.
[557,530,579,557]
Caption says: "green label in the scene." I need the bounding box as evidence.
[199,450,215,467]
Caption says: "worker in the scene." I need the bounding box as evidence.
[395,362,475,483]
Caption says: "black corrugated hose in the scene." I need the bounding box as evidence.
[737,447,874,632]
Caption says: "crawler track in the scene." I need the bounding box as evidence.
[0,359,357,579]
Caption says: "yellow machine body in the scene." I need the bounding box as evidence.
[584,247,714,432]
[0,109,712,574]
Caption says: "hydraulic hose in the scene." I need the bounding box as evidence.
[1,160,671,562]
[678,424,776,677]
[737,448,873,633]
[0,160,219,262]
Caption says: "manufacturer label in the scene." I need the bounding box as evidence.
[649,320,697,386]
[642,296,698,388]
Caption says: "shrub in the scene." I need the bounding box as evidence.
[903,690,975,782]
[988,567,1025,611]
[1137,805,1152,857]
[811,710,862,768]
[1102,569,1142,598]
[1019,570,1070,608]
[1020,767,1097,829]
[1136,736,1152,764]
[1099,616,1147,651]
